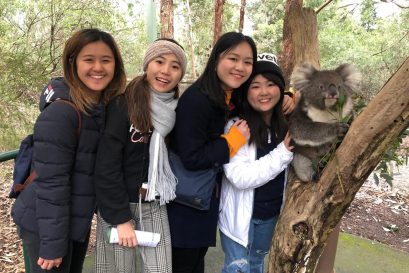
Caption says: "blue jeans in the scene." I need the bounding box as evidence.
[220,216,278,273]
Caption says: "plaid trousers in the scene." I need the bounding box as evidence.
[94,202,172,273]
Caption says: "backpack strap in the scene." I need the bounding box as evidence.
[14,170,37,193]
[13,100,81,194]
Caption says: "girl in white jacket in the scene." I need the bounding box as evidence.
[219,53,294,273]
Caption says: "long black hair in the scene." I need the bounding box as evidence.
[197,32,257,110]
[239,72,288,148]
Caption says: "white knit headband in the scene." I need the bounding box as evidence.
[143,40,187,79]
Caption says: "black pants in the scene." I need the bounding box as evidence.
[172,247,208,273]
[18,227,89,273]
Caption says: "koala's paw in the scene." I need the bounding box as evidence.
[292,154,320,182]
[337,123,349,136]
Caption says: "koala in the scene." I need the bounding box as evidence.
[288,63,362,182]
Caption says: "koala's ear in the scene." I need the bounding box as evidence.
[291,63,317,92]
[336,63,362,93]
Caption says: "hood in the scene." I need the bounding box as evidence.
[39,77,71,111]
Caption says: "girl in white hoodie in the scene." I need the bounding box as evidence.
[218,53,294,273]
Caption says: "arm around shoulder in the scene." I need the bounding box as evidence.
[224,141,293,190]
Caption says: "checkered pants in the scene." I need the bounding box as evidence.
[94,202,172,273]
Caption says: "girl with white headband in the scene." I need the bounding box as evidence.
[94,38,187,273]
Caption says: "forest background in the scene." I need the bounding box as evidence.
[0,0,408,153]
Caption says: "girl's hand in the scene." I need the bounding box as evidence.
[282,95,295,115]
[117,221,138,247]
[37,257,62,270]
[284,131,294,152]
[233,119,250,141]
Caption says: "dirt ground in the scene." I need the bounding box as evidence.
[340,166,409,253]
[1,161,408,273]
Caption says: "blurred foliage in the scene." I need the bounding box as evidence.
[0,0,147,151]
[247,0,284,53]
[174,0,241,77]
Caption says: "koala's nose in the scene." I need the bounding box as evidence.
[328,84,338,97]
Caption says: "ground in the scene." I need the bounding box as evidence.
[1,162,408,273]
[339,167,409,253]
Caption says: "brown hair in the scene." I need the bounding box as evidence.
[125,75,179,134]
[125,38,182,134]
[62,28,126,113]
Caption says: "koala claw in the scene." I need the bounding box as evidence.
[337,123,349,136]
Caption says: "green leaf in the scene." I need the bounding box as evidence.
[373,173,379,186]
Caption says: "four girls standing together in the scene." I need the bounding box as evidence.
[12,28,300,273]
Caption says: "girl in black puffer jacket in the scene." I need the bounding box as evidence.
[11,28,126,273]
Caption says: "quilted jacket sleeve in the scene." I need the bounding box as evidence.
[94,97,131,225]
[33,102,80,259]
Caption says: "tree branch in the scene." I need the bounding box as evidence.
[380,0,409,9]
[316,0,334,14]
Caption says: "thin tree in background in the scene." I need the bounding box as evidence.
[239,0,246,33]
[213,0,225,45]
[160,0,174,38]
[186,0,197,79]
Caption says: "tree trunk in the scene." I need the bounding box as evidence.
[213,0,225,45]
[267,57,409,272]
[160,0,174,38]
[239,0,246,33]
[281,0,320,88]
[186,0,197,79]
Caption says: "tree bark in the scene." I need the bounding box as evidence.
[281,0,320,88]
[186,0,197,79]
[267,57,409,272]
[160,0,174,38]
[213,0,225,45]
[239,0,246,33]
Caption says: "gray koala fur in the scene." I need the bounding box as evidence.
[289,63,362,182]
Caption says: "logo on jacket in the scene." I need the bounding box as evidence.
[130,124,151,143]
[44,84,55,103]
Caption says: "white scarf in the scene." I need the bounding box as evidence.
[145,89,178,205]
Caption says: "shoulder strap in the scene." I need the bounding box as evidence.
[53,99,82,135]
[14,170,37,193]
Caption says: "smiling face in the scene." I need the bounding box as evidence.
[76,41,115,93]
[145,53,182,93]
[247,74,281,122]
[216,41,254,90]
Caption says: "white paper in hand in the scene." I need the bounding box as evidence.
[109,227,161,247]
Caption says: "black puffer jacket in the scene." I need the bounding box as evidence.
[12,77,105,260]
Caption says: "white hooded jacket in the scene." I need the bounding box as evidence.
[218,119,293,247]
